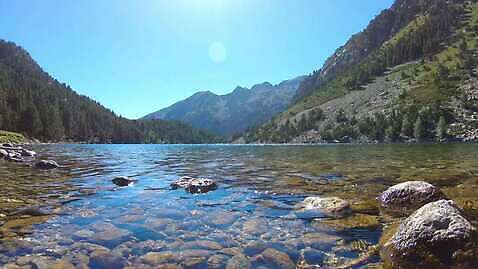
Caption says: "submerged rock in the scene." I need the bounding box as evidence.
[253,248,295,269]
[378,181,445,214]
[207,254,229,269]
[141,251,178,266]
[88,222,132,247]
[89,249,126,269]
[34,160,60,169]
[112,176,137,187]
[242,219,268,236]
[171,176,217,194]
[302,247,325,265]
[295,197,352,219]
[226,254,251,269]
[10,207,49,217]
[382,200,478,268]
[319,213,380,231]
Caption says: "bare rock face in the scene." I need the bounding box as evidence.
[170,176,217,194]
[295,197,352,219]
[382,200,478,269]
[378,181,446,215]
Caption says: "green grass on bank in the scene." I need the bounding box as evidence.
[0,130,27,144]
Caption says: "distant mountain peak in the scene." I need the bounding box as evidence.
[143,76,306,136]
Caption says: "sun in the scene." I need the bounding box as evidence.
[190,0,225,9]
[209,42,227,63]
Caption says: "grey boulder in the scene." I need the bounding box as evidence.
[383,200,478,268]
[378,181,446,214]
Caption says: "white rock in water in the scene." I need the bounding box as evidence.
[383,199,478,268]
[295,196,351,219]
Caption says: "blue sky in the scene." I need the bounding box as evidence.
[0,0,394,119]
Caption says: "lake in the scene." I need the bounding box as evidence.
[1,144,478,268]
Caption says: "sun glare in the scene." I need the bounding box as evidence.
[209,42,227,63]
[190,0,225,9]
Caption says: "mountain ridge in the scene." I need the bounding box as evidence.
[246,0,478,144]
[143,75,306,136]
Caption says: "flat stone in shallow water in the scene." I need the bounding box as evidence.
[295,197,352,219]
[383,199,478,268]
[378,181,446,214]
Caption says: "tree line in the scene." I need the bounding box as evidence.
[0,40,219,144]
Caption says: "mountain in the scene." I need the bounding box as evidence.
[0,40,219,144]
[245,0,478,143]
[143,76,306,136]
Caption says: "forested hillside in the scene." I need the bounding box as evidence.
[0,40,218,144]
[245,0,478,144]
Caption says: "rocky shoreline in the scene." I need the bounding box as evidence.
[293,180,478,268]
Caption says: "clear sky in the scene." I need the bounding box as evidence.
[0,0,394,119]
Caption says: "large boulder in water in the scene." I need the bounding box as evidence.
[378,181,446,215]
[34,160,60,169]
[171,176,217,194]
[382,200,478,268]
[295,197,352,219]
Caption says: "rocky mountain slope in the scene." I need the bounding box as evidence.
[144,76,305,136]
[0,40,219,144]
[245,0,478,144]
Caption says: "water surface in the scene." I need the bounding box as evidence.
[1,144,477,268]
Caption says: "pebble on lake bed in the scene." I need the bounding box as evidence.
[295,197,352,219]
[378,181,446,215]
[382,199,478,268]
[170,176,218,194]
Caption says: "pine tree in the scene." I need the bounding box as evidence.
[401,115,413,138]
[414,117,426,142]
[44,107,65,141]
[19,104,42,137]
[437,115,447,140]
